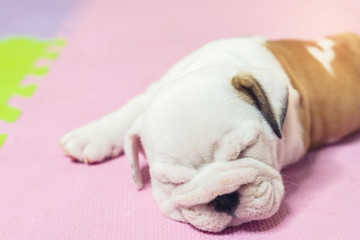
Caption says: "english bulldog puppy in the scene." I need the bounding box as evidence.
[61,33,360,232]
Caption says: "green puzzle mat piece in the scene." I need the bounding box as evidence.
[0,134,6,148]
[0,37,64,148]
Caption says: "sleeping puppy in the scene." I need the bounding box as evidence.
[60,33,360,232]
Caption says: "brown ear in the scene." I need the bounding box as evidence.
[231,73,288,139]
[124,116,144,190]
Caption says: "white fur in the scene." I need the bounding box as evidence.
[61,37,305,232]
[307,38,335,76]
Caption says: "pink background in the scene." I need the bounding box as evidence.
[1,0,360,239]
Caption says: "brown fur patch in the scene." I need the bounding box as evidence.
[266,33,360,150]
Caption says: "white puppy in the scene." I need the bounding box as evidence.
[61,33,360,232]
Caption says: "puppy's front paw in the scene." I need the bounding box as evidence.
[60,122,124,164]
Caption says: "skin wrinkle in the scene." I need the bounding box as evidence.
[256,182,270,200]
[152,162,197,185]
[235,177,279,221]
[236,132,261,160]
[211,128,235,162]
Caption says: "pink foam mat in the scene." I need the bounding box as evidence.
[1,0,360,239]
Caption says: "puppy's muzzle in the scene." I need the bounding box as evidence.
[170,158,284,232]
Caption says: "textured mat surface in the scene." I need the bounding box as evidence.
[1,0,360,239]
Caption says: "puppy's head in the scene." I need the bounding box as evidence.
[124,66,288,232]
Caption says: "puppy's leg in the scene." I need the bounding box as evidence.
[60,44,202,164]
[60,94,146,164]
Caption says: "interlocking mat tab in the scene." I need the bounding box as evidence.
[0,37,64,147]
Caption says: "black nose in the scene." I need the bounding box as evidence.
[209,191,239,216]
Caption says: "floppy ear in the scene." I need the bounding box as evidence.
[124,116,144,190]
[231,73,288,139]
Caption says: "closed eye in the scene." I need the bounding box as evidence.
[154,173,186,185]
[236,148,248,159]
[151,162,197,185]
[230,142,255,161]
[228,150,241,161]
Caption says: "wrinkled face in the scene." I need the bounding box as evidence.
[126,68,286,232]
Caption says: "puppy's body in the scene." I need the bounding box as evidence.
[61,33,360,232]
